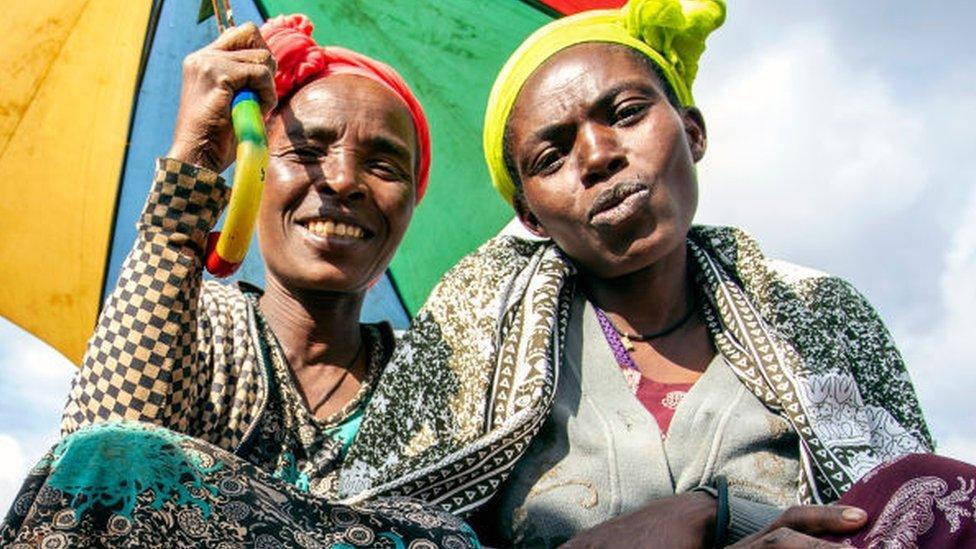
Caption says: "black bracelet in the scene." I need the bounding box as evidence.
[712,476,730,548]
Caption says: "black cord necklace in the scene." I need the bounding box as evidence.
[607,298,697,352]
[309,340,364,414]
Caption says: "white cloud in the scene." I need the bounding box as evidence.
[692,18,976,457]
[938,434,976,466]
[0,321,76,417]
[696,26,928,258]
[0,319,74,514]
[902,185,976,451]
[0,433,27,516]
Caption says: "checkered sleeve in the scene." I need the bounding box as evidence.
[61,158,231,436]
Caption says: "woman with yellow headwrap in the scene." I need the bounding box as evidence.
[332,0,958,547]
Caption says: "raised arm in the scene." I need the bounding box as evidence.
[61,23,276,436]
[61,159,227,435]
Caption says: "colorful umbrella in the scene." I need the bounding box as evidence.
[0,0,623,364]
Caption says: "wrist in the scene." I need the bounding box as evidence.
[146,158,228,233]
[679,490,718,548]
[692,476,730,548]
[725,496,783,544]
[166,141,221,173]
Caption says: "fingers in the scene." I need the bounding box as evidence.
[210,22,267,52]
[727,506,867,549]
[218,59,277,114]
[244,62,279,115]
[182,48,277,113]
[204,23,278,112]
[224,50,278,113]
[775,505,867,535]
[226,48,276,75]
[733,526,855,549]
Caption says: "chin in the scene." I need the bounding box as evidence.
[608,227,685,277]
[306,274,368,294]
[274,264,366,294]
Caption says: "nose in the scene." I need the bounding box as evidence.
[578,122,627,187]
[315,150,367,201]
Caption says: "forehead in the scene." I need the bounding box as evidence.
[509,42,662,131]
[274,74,416,147]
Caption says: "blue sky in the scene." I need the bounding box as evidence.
[2,1,975,510]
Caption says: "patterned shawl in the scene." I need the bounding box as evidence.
[337,225,933,512]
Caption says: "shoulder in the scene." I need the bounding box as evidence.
[691,224,876,315]
[762,257,870,315]
[766,259,874,320]
[763,258,860,305]
[198,279,253,324]
[691,224,852,288]
[462,232,547,269]
[200,278,247,302]
[763,258,830,286]
[432,232,550,295]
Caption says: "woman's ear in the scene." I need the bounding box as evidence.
[513,189,550,239]
[682,107,707,162]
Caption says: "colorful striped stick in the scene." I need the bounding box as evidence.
[205,89,268,276]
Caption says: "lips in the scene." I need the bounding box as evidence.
[588,181,652,224]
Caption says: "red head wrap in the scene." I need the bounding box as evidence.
[260,14,432,202]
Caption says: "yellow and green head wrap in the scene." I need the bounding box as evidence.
[483,0,726,206]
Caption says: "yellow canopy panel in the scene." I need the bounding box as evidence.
[0,0,154,363]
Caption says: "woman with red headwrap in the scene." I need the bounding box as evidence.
[1,16,477,548]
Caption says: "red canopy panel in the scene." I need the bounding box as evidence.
[536,0,626,15]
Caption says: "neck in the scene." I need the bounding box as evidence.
[583,243,692,334]
[258,273,365,371]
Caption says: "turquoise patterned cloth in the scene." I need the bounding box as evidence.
[1,421,480,547]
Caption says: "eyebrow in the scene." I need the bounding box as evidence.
[523,79,660,147]
[528,121,575,149]
[283,124,333,144]
[364,135,413,164]
[589,80,659,113]
[283,125,412,162]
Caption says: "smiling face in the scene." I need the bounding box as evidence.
[507,43,706,280]
[258,74,417,294]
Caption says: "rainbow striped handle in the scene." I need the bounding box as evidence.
[205,89,268,277]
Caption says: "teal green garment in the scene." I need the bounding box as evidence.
[7,421,481,547]
[327,406,367,457]
[271,407,367,492]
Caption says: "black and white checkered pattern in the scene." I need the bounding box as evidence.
[62,159,266,451]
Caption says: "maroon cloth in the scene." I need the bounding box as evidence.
[822,453,976,548]
[635,378,693,435]
[592,305,695,436]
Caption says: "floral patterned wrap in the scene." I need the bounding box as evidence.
[339,225,932,511]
